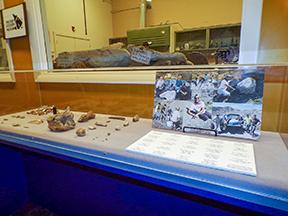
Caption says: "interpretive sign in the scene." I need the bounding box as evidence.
[1,3,27,39]
[153,68,264,140]
[127,130,257,176]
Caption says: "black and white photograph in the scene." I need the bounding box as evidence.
[153,69,264,140]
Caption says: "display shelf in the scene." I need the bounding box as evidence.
[175,24,241,52]
[0,109,288,214]
[0,71,15,82]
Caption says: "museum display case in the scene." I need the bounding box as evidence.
[39,0,243,69]
[0,64,287,214]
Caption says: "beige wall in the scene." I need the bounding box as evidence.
[85,0,113,49]
[258,0,288,63]
[112,0,242,37]
[44,0,113,56]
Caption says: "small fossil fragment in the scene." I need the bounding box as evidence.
[132,114,140,122]
[76,128,86,137]
[115,126,121,131]
[52,106,57,114]
[108,116,126,121]
[95,122,107,127]
[27,105,54,116]
[88,125,96,130]
[12,123,20,127]
[78,111,95,122]
[107,132,111,136]
[3,119,8,121]
[12,115,25,119]
[47,107,76,132]
[106,120,111,123]
[123,121,129,127]
[28,119,44,125]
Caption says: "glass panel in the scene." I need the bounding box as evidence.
[41,0,243,69]
[0,65,287,212]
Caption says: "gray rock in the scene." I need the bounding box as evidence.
[236,77,256,94]
[47,107,76,132]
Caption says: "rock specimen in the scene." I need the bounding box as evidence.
[78,111,95,122]
[47,107,76,132]
[95,122,107,127]
[28,119,44,125]
[12,115,25,119]
[12,123,20,127]
[108,116,126,121]
[54,44,192,69]
[27,106,54,116]
[236,77,256,94]
[115,126,121,131]
[52,106,58,114]
[76,128,86,137]
[123,121,129,127]
[88,125,96,130]
[132,115,140,122]
[54,48,131,69]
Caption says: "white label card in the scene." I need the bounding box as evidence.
[126,131,257,176]
[130,47,152,65]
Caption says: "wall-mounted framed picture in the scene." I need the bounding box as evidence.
[0,3,27,39]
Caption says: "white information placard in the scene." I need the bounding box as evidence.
[130,47,152,65]
[1,3,27,39]
[127,131,257,176]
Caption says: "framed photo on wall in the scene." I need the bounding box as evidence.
[0,3,27,39]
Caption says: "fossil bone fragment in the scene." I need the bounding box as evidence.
[78,111,95,122]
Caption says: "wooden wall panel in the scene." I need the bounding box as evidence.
[39,83,155,118]
[0,73,41,115]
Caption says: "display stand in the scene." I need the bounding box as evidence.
[0,110,288,215]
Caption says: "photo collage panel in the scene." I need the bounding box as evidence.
[152,69,264,140]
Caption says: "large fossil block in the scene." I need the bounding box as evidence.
[47,107,76,132]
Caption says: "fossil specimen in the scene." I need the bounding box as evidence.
[47,107,76,132]
[28,119,44,125]
[108,116,126,121]
[115,126,121,131]
[132,115,140,122]
[76,128,86,137]
[88,125,96,130]
[95,122,107,127]
[123,121,129,127]
[78,111,95,122]
[27,105,54,116]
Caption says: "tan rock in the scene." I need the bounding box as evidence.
[132,114,140,122]
[76,128,86,137]
[78,111,95,122]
